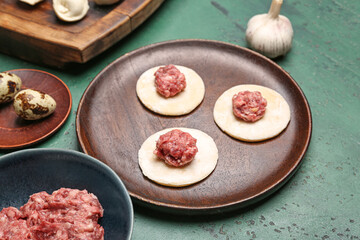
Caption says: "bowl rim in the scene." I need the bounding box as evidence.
[0,148,134,240]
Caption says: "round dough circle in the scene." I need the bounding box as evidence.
[138,128,218,187]
[136,65,205,116]
[213,84,291,142]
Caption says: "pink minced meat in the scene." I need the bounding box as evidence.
[0,188,104,240]
[0,207,31,239]
[154,65,186,98]
[154,129,198,167]
[232,91,267,122]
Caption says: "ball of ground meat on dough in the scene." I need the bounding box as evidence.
[154,129,198,167]
[154,65,186,98]
[232,90,267,122]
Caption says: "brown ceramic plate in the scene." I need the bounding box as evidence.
[76,39,312,214]
[0,69,72,149]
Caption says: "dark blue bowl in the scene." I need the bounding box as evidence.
[0,148,133,240]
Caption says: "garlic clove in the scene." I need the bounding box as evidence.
[246,0,294,58]
[53,0,89,22]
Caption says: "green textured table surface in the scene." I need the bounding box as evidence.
[1,0,359,239]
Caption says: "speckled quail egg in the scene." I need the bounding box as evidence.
[13,89,57,120]
[0,72,22,104]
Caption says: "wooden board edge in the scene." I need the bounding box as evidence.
[0,0,164,67]
[115,0,165,30]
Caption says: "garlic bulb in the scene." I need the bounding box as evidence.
[246,0,293,58]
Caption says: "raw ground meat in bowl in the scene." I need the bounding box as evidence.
[0,148,133,240]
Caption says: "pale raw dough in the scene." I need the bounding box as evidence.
[213,84,291,142]
[53,0,89,22]
[136,65,205,116]
[138,128,218,187]
[19,0,43,5]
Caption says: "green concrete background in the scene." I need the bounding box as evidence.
[1,0,359,239]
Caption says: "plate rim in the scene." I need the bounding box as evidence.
[0,69,72,149]
[76,39,313,213]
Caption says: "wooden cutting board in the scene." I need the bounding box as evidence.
[0,0,164,67]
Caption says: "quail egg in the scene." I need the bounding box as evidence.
[13,89,57,120]
[0,72,22,104]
